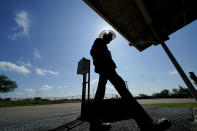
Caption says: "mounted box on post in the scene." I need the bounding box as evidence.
[77,57,90,75]
[77,57,90,118]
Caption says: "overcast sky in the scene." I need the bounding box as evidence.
[0,0,197,98]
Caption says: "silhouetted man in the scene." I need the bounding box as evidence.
[90,30,171,131]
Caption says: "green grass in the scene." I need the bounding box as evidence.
[143,103,197,107]
[183,123,197,131]
[0,99,81,107]
[1,99,197,108]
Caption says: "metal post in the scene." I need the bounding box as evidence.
[161,42,197,101]
[81,73,87,118]
[87,60,90,102]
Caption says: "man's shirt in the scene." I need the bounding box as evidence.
[90,38,116,73]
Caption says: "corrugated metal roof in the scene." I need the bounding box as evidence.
[84,0,197,51]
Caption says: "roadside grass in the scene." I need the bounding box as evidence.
[143,103,197,107]
[1,98,197,108]
[0,99,81,107]
[183,123,197,131]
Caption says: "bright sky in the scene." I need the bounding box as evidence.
[0,0,197,98]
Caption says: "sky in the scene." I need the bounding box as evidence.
[0,0,197,98]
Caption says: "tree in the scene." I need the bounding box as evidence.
[151,93,160,98]
[172,88,179,95]
[178,85,191,98]
[171,86,191,98]
[0,75,18,94]
[138,94,150,99]
[160,89,170,98]
[151,89,170,98]
[171,88,179,97]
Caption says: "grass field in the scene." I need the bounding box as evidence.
[1,98,197,108]
[143,103,197,107]
[0,98,81,107]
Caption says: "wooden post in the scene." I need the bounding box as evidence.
[189,72,197,86]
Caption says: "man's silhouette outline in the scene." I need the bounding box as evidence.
[90,30,171,131]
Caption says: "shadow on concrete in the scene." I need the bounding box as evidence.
[82,99,134,122]
[50,99,135,130]
[49,118,84,131]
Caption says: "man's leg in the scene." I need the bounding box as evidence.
[90,74,111,130]
[108,70,171,130]
[107,70,153,129]
[94,74,108,104]
[92,74,108,118]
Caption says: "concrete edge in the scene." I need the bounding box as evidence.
[193,107,197,120]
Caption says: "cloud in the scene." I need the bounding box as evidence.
[15,92,24,95]
[24,88,34,93]
[34,49,42,60]
[129,84,134,88]
[168,70,178,75]
[106,85,114,90]
[40,85,53,91]
[35,68,59,76]
[8,10,30,40]
[57,85,68,89]
[149,87,160,93]
[143,82,152,86]
[18,61,31,67]
[90,79,114,92]
[0,61,31,74]
[90,79,98,86]
[57,86,62,89]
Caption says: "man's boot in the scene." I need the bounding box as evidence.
[90,121,111,131]
[140,118,171,131]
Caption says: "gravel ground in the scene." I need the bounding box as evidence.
[70,107,194,131]
[0,107,194,131]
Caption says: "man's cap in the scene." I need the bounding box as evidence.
[99,30,116,40]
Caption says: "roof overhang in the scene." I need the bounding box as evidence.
[84,0,197,51]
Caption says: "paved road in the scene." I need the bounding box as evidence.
[0,98,195,122]
[0,103,81,121]
[0,99,195,124]
[0,98,196,131]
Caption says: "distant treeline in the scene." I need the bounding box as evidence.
[135,86,192,99]
[0,86,193,107]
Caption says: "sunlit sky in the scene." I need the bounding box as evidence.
[0,0,197,98]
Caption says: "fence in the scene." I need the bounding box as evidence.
[1,94,121,101]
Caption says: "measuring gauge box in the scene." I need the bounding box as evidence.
[77,57,90,75]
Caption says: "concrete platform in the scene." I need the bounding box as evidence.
[59,107,194,131]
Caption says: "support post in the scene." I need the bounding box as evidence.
[134,0,197,101]
[161,42,197,101]
[87,60,90,102]
[81,73,87,118]
[189,72,197,87]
